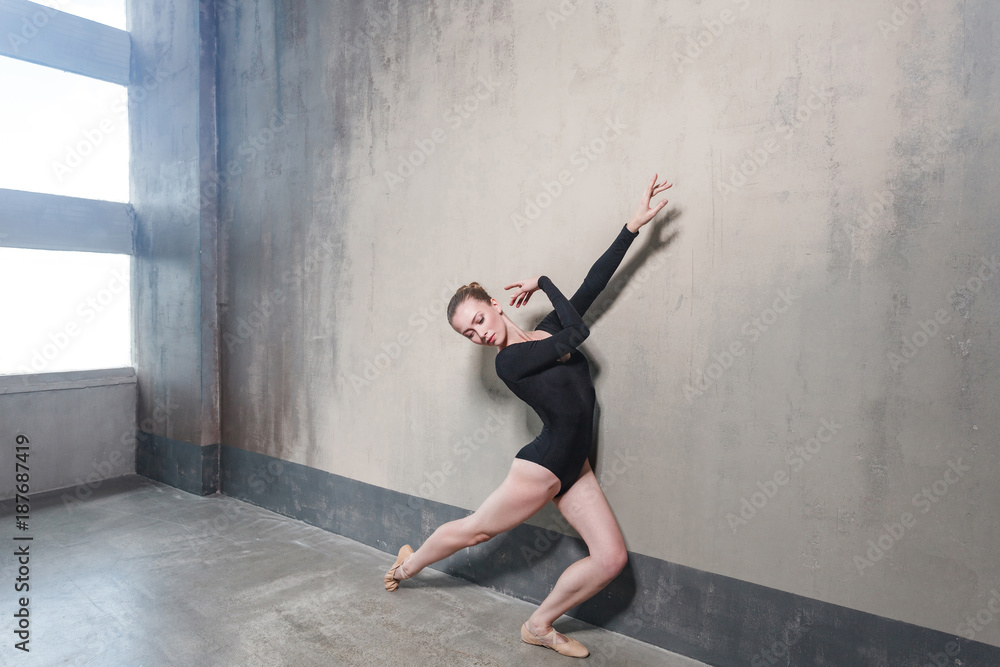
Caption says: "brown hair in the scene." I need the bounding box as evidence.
[447,282,493,326]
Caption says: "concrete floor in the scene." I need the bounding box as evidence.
[0,474,706,666]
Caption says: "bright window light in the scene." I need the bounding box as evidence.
[42,0,126,31]
[0,55,128,203]
[0,248,131,376]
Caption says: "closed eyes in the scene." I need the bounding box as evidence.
[466,315,483,339]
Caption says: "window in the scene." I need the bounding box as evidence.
[40,0,125,30]
[0,248,131,375]
[0,1,132,377]
[0,55,128,203]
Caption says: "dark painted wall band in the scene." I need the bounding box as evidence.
[135,431,218,496]
[137,436,1000,666]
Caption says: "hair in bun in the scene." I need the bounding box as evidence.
[447,282,493,324]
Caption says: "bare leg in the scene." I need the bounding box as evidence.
[394,459,560,579]
[525,459,628,642]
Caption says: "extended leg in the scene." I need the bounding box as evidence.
[393,459,560,580]
[526,459,628,639]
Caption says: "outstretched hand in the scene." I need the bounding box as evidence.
[626,173,672,233]
[504,276,541,308]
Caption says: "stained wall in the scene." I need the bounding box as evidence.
[215,0,1000,647]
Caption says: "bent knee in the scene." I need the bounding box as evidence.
[594,548,628,580]
[469,531,493,547]
[462,516,494,547]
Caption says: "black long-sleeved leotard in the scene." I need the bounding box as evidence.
[495,223,640,497]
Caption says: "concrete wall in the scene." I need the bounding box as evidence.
[0,369,136,500]
[215,0,1000,649]
[128,0,220,453]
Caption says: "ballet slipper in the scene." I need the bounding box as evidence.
[384,544,414,592]
[521,621,590,658]
[398,553,414,579]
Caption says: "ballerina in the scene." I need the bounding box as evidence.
[385,173,673,658]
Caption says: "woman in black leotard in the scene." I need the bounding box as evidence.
[384,174,672,658]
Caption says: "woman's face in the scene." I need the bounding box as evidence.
[451,297,505,347]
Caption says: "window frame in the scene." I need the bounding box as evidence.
[0,0,133,376]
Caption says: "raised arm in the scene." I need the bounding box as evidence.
[535,223,638,333]
[497,276,589,381]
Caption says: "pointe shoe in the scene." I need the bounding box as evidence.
[521,621,590,658]
[384,544,414,592]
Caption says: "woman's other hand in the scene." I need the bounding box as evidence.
[626,173,672,233]
[504,277,541,308]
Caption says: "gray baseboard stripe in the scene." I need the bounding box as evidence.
[218,444,999,666]
[136,431,219,496]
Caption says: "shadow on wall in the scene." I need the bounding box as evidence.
[498,210,683,383]
[580,210,683,338]
[461,210,684,474]
[475,520,641,622]
[436,212,684,603]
